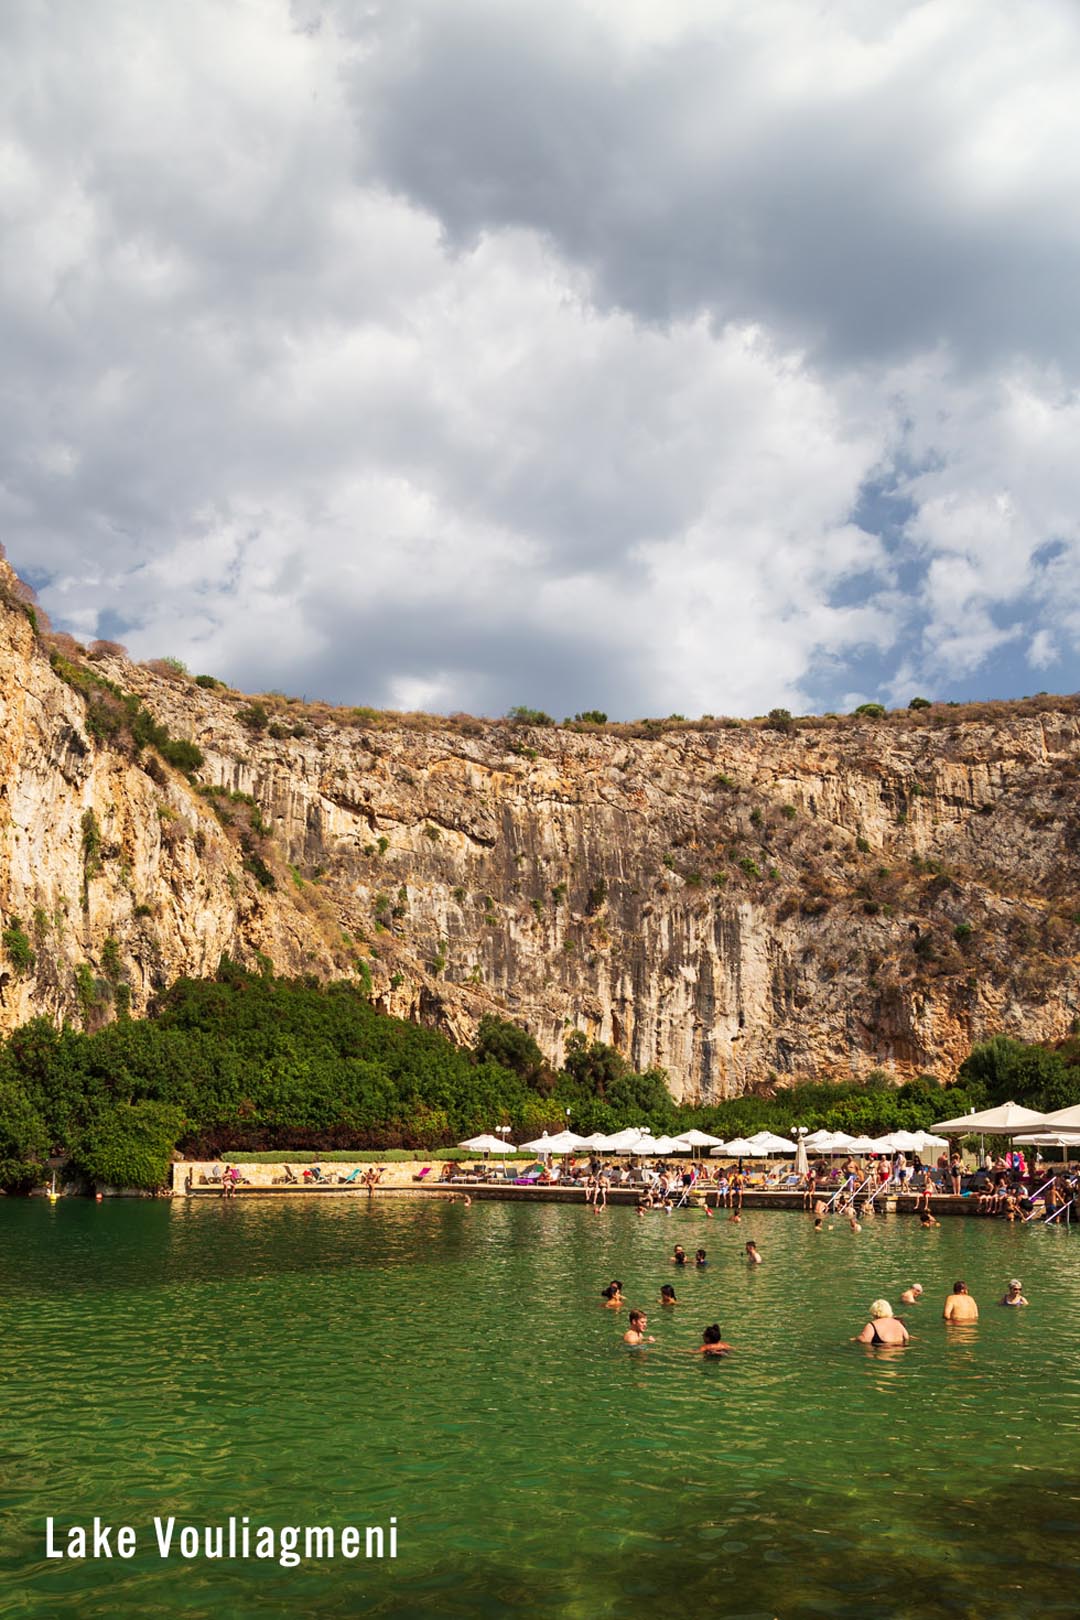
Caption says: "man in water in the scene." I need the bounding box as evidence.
[672,1245,688,1266]
[695,1248,708,1267]
[900,1284,923,1305]
[919,1209,941,1228]
[623,1310,655,1345]
[943,1281,979,1322]
[745,1240,762,1264]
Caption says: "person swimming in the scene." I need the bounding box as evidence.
[672,1245,688,1266]
[695,1249,708,1267]
[601,1281,624,1307]
[900,1284,923,1305]
[660,1284,678,1305]
[699,1322,733,1356]
[623,1310,655,1346]
[745,1240,762,1264]
[1000,1278,1028,1307]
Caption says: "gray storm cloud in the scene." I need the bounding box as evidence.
[1,0,1079,717]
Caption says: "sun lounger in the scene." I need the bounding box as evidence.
[412,1166,432,1182]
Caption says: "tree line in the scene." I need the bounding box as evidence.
[0,958,1077,1190]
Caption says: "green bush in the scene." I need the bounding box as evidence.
[507,706,554,727]
[72,1100,185,1190]
[853,702,886,718]
[908,696,932,710]
[2,919,35,975]
[0,1079,49,1189]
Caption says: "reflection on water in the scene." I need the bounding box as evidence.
[0,1198,1077,1618]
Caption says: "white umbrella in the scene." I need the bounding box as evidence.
[649,1135,684,1155]
[888,1130,924,1151]
[1013,1132,1080,1147]
[1038,1104,1080,1131]
[672,1128,725,1149]
[578,1131,615,1149]
[710,1138,759,1157]
[814,1131,855,1153]
[625,1134,665,1156]
[606,1128,650,1153]
[458,1133,517,1154]
[803,1130,834,1148]
[932,1101,1051,1135]
[518,1129,590,1154]
[914,1132,949,1150]
[795,1135,809,1176]
[747,1131,796,1155]
[845,1135,881,1153]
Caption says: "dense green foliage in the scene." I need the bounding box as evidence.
[71,1100,185,1190]
[0,963,1078,1191]
[0,1078,49,1190]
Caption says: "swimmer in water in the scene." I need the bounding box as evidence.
[1000,1278,1028,1307]
[900,1284,923,1305]
[695,1249,708,1267]
[849,1215,861,1233]
[660,1284,678,1306]
[919,1210,941,1228]
[745,1240,762,1264]
[623,1310,655,1346]
[601,1281,624,1308]
[698,1323,733,1357]
[729,1212,742,1224]
[672,1246,688,1267]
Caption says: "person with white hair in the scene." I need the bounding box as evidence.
[854,1300,909,1345]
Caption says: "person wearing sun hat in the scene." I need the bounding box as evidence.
[1000,1278,1028,1307]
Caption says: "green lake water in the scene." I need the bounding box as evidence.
[1,1196,1078,1619]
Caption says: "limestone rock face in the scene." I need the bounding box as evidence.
[1,560,1078,1097]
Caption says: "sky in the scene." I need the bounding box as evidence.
[3,0,1080,721]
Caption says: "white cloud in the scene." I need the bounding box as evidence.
[1,0,1079,717]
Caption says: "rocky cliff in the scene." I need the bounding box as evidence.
[1,558,1078,1098]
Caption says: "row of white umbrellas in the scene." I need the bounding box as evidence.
[461,1127,949,1157]
[460,1103,1080,1159]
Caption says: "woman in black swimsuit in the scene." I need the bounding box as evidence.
[854,1299,909,1345]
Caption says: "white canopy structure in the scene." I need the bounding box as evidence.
[932,1101,1051,1135]
[813,1131,855,1153]
[604,1128,650,1153]
[746,1131,797,1155]
[672,1129,725,1150]
[803,1130,835,1148]
[457,1134,517,1154]
[518,1129,590,1155]
[710,1138,759,1157]
[649,1135,685,1155]
[1037,1104,1080,1132]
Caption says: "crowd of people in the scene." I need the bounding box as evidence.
[604,1239,1034,1360]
